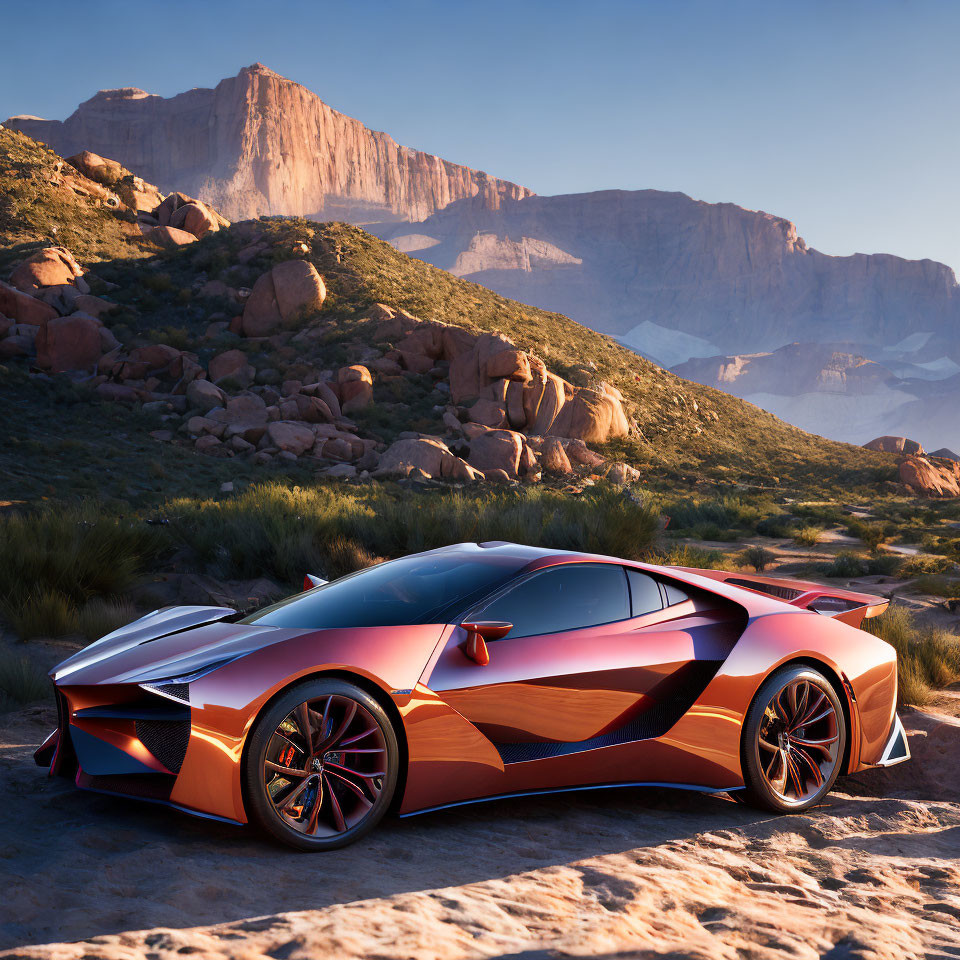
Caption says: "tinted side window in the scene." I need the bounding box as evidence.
[663,582,690,607]
[626,569,663,617]
[478,564,630,639]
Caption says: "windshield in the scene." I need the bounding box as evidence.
[241,553,526,629]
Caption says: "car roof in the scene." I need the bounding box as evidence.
[424,541,797,617]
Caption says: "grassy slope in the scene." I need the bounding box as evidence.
[306,223,893,492]
[0,128,149,275]
[0,128,892,502]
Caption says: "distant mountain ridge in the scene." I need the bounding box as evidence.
[5,64,532,223]
[374,189,960,363]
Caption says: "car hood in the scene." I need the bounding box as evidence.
[52,606,306,686]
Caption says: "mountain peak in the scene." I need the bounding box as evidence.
[4,67,531,223]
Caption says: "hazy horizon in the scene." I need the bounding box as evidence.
[3,0,958,275]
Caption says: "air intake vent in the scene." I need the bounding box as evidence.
[727,577,802,601]
[135,719,191,773]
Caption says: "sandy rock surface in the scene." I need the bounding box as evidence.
[1,708,958,959]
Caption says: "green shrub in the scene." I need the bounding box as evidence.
[0,505,168,640]
[847,519,887,552]
[0,652,50,711]
[793,525,825,546]
[738,545,776,572]
[756,514,799,538]
[821,550,874,578]
[0,505,168,606]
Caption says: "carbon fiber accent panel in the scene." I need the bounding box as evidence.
[493,660,723,764]
[78,771,176,801]
[135,718,191,773]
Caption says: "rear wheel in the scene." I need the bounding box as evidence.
[244,678,399,850]
[741,664,846,813]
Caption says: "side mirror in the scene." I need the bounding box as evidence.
[460,621,512,666]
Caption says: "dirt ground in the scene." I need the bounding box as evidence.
[1,700,959,960]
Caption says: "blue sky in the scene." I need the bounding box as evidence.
[3,0,957,273]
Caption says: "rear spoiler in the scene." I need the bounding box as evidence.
[669,567,888,628]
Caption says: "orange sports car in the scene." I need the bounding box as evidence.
[36,542,909,850]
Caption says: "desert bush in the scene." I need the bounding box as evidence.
[322,536,382,581]
[0,506,168,603]
[77,598,139,644]
[648,544,730,569]
[847,519,888,552]
[911,575,960,599]
[738,545,776,572]
[664,496,769,535]
[0,505,168,639]
[164,482,664,586]
[821,550,901,579]
[864,605,960,705]
[793,525,825,546]
[4,588,78,640]
[756,514,799,538]
[0,652,50,711]
[900,553,957,577]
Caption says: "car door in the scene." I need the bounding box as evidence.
[426,562,718,761]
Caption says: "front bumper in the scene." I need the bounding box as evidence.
[34,684,192,804]
[873,713,910,767]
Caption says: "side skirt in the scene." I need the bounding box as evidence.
[399,780,745,818]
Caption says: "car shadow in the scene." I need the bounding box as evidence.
[0,754,773,949]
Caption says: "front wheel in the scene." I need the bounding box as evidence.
[243,678,399,850]
[741,664,846,813]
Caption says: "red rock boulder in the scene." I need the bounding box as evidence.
[241,260,326,337]
[10,247,84,293]
[467,430,524,478]
[336,365,374,414]
[865,436,924,456]
[147,225,198,248]
[0,281,57,326]
[36,315,103,372]
[899,456,960,497]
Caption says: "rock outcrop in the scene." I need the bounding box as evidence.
[5,64,532,223]
[899,455,960,497]
[375,307,631,445]
[865,436,925,456]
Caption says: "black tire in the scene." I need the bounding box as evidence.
[243,678,399,851]
[741,664,846,813]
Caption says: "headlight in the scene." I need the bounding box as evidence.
[138,657,238,704]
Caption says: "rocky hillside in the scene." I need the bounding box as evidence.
[0,128,898,502]
[5,64,532,224]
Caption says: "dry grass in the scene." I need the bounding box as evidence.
[78,598,140,644]
[864,605,960,706]
[0,651,50,710]
[162,481,664,587]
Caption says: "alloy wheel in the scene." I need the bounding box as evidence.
[756,677,840,805]
[263,694,388,837]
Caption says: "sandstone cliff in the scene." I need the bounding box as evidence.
[5,64,531,223]
[374,190,960,363]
